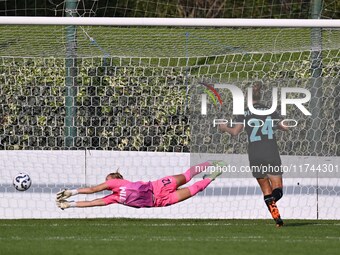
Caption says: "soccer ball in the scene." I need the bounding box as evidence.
[13,173,32,191]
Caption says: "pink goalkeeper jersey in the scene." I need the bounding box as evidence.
[102,179,154,208]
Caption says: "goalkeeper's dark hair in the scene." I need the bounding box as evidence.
[107,170,124,180]
[252,81,262,101]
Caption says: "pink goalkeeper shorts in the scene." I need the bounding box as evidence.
[151,176,179,207]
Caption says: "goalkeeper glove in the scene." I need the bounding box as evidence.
[56,200,71,210]
[56,189,78,201]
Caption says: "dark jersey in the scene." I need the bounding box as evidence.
[235,102,282,166]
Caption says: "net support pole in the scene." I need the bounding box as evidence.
[309,0,323,156]
[310,0,323,220]
[64,0,78,148]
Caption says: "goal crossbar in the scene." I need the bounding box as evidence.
[0,17,339,27]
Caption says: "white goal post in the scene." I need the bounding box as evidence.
[0,17,340,27]
[0,15,339,220]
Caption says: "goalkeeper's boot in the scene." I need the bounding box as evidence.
[268,200,284,227]
[209,160,227,168]
[203,161,225,180]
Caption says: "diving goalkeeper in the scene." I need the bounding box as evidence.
[56,161,223,209]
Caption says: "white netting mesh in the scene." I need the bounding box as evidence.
[1,0,339,19]
[1,151,340,219]
[0,27,339,153]
[0,1,339,220]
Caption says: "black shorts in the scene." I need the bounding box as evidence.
[249,162,283,178]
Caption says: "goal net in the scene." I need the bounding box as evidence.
[0,0,339,219]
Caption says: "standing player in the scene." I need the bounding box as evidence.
[56,161,223,209]
[219,82,288,227]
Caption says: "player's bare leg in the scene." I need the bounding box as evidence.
[257,177,284,227]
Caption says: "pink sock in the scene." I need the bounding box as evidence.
[188,179,211,196]
[183,161,211,182]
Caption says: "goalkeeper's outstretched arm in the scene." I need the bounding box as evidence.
[57,198,106,209]
[56,183,109,210]
[76,183,108,194]
[56,182,108,201]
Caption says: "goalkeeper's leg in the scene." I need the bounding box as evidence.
[174,160,225,189]
[168,167,223,205]
[171,161,211,189]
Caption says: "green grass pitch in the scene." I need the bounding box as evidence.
[1,218,339,255]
